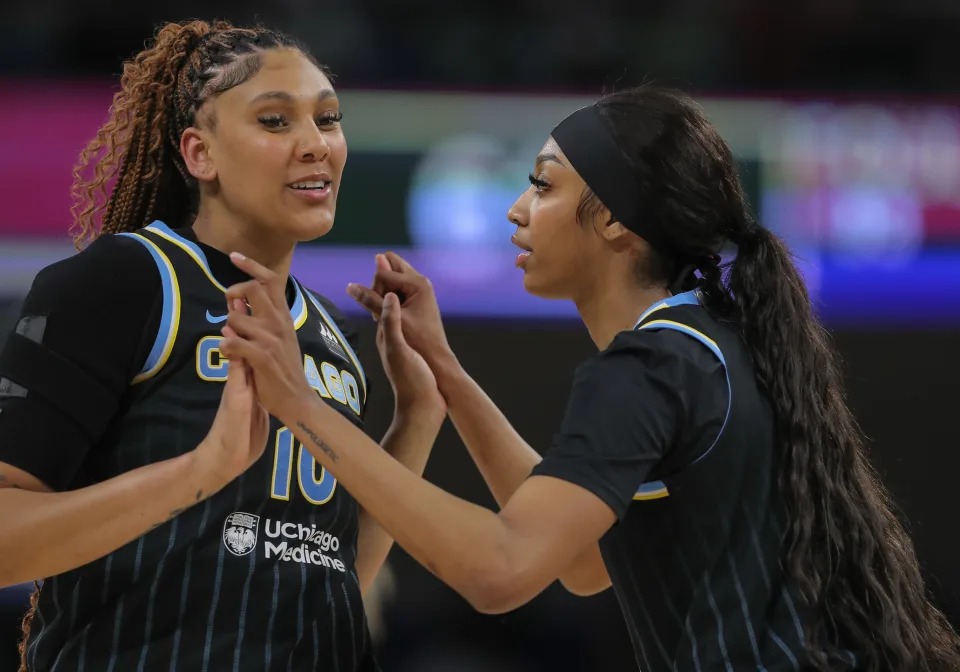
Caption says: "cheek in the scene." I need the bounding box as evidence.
[531,200,581,258]
[327,132,348,169]
[219,136,288,192]
[247,136,290,168]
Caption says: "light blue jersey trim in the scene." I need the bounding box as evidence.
[290,280,308,329]
[633,479,670,500]
[146,221,308,328]
[117,233,180,384]
[633,289,700,329]
[146,221,225,291]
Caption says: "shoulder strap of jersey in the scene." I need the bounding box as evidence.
[138,221,310,331]
[632,289,700,327]
[115,231,181,384]
[140,220,227,291]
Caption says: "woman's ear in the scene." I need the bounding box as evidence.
[600,219,630,242]
[180,127,217,183]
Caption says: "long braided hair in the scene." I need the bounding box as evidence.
[70,19,324,247]
[19,19,324,672]
[577,86,960,671]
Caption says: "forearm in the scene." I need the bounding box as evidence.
[356,402,444,594]
[0,453,212,587]
[432,352,611,594]
[284,397,539,612]
[430,352,541,508]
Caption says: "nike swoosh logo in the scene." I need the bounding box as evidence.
[205,310,228,324]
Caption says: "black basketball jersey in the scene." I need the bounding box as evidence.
[24,222,377,672]
[598,292,857,672]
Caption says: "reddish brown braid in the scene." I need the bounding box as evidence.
[22,21,325,670]
[16,582,39,672]
[69,19,324,248]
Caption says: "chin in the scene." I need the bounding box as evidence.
[521,271,568,300]
[288,211,335,243]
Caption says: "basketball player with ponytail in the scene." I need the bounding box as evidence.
[220,86,960,671]
[0,20,443,671]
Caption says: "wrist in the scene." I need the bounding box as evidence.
[183,449,228,499]
[393,395,446,424]
[389,404,446,443]
[427,348,463,398]
[278,389,320,430]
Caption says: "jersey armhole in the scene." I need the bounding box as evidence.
[116,233,181,384]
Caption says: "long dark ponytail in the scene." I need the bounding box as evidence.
[729,224,960,671]
[589,85,960,671]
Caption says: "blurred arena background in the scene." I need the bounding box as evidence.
[1,2,958,670]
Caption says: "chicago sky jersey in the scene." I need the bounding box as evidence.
[603,293,827,671]
[25,222,376,672]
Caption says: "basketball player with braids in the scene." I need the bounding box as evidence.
[0,20,444,672]
[222,87,960,671]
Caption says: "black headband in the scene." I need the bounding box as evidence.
[551,104,667,251]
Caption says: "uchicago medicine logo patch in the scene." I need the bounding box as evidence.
[223,511,260,556]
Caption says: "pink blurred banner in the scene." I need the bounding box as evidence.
[0,80,115,239]
[2,81,959,247]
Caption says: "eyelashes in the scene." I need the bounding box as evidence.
[316,111,343,126]
[528,173,550,191]
[257,111,343,130]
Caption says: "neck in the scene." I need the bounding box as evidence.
[575,277,670,350]
[191,203,295,278]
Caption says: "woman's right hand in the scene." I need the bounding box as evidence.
[192,353,270,494]
[347,252,454,370]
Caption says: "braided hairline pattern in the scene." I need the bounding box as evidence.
[70,21,312,246]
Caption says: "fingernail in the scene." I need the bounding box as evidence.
[230,252,246,262]
[346,284,360,299]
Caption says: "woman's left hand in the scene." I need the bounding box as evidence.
[218,253,314,423]
[376,291,446,417]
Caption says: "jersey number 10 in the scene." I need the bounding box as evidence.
[269,427,336,504]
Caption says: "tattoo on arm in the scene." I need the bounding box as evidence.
[149,493,203,531]
[163,491,203,523]
[296,421,339,463]
[151,506,188,530]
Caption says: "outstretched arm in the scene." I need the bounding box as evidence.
[355,403,444,594]
[222,258,617,611]
[430,357,611,596]
[291,402,613,614]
